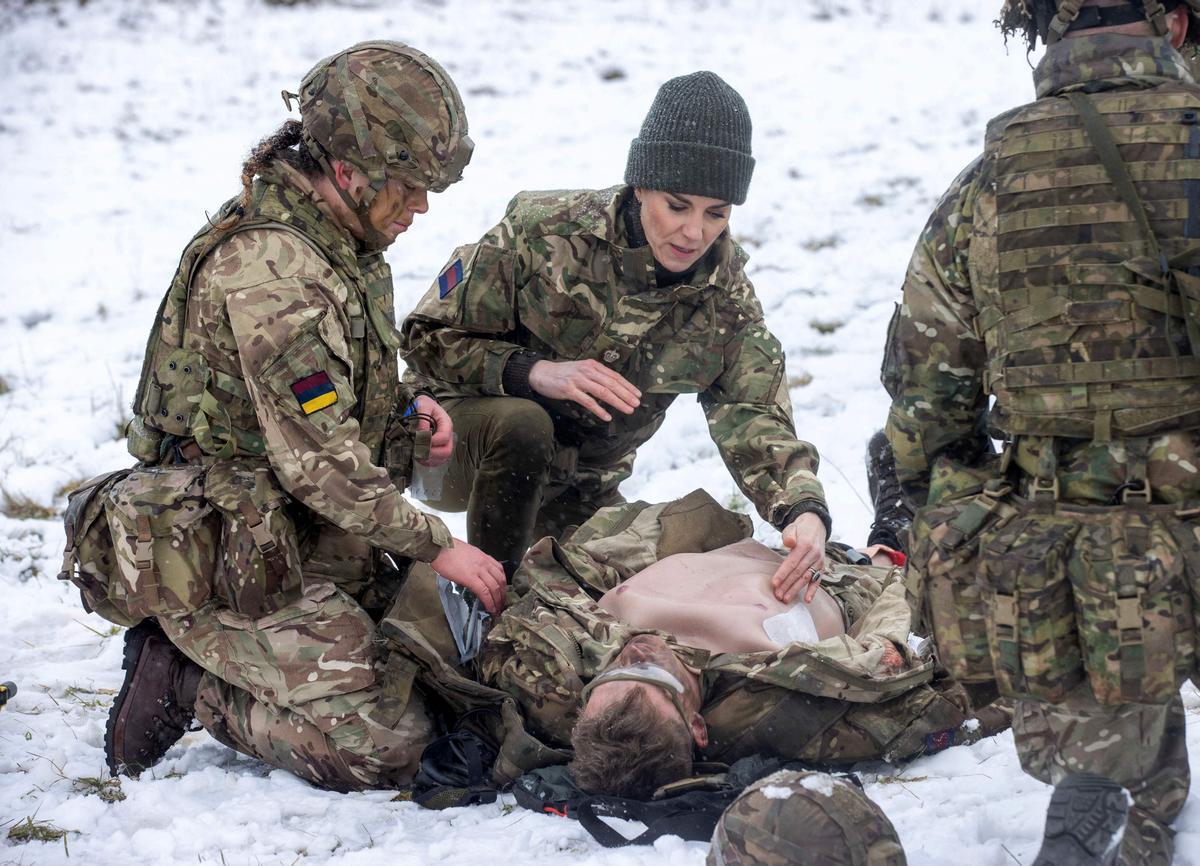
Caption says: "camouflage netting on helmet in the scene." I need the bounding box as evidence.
[707,771,906,866]
[998,0,1200,50]
[295,40,472,194]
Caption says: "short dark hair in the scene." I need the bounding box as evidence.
[569,688,694,799]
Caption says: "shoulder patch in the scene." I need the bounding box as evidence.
[291,371,338,414]
[438,258,464,298]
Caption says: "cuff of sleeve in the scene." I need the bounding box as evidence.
[409,513,454,562]
[502,350,543,400]
[778,500,832,538]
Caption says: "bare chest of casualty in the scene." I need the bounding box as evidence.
[597,538,845,653]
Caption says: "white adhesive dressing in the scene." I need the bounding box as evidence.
[762,603,818,645]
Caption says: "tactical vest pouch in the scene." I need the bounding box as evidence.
[979,512,1085,703]
[105,465,218,618]
[58,468,139,628]
[1065,504,1195,705]
[204,461,303,618]
[141,348,210,437]
[908,483,1018,684]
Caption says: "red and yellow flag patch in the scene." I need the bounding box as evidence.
[291,371,338,415]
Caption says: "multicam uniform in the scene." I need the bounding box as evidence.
[884,33,1200,862]
[469,492,983,769]
[399,186,829,554]
[128,163,446,790]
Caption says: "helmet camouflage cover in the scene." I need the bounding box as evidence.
[294,40,473,196]
[999,0,1200,48]
[707,770,907,866]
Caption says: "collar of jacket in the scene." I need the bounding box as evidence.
[1035,32,1196,98]
[255,161,373,272]
[577,185,751,299]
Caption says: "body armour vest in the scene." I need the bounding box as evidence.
[975,78,1200,441]
[128,168,402,465]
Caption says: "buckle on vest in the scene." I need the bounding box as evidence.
[1117,595,1143,644]
[1030,476,1059,502]
[995,593,1018,639]
[1119,479,1152,505]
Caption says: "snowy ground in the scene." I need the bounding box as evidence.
[2,0,1199,863]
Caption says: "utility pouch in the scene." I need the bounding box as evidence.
[1067,505,1194,705]
[141,348,210,436]
[204,461,303,618]
[105,465,218,618]
[980,510,1084,703]
[58,468,139,627]
[908,481,1017,683]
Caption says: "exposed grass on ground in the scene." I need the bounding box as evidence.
[0,488,56,520]
[6,816,69,844]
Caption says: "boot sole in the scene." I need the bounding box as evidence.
[1032,773,1130,866]
[104,619,162,777]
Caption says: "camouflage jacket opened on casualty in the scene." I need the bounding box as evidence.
[400,186,826,530]
[128,163,451,583]
[476,491,945,767]
[884,34,1200,506]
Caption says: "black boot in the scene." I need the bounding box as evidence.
[105,619,203,777]
[1033,774,1130,866]
[865,430,913,552]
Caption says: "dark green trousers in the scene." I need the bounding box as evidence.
[416,397,615,575]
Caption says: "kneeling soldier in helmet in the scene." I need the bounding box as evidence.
[60,41,499,792]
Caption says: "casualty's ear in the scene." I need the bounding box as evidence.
[690,712,708,749]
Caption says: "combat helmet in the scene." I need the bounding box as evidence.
[999,0,1200,48]
[707,770,906,866]
[284,40,473,250]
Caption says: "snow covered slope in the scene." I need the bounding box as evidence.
[1,1,1197,863]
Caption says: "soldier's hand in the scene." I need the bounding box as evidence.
[414,395,454,466]
[431,539,507,614]
[771,513,828,605]
[528,359,642,422]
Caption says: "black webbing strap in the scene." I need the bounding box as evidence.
[574,793,733,848]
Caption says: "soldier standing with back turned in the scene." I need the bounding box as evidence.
[885,2,1200,863]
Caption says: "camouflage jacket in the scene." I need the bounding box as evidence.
[477,490,932,758]
[399,186,826,529]
[142,163,451,563]
[883,34,1200,506]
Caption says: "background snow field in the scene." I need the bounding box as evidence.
[2,1,1199,863]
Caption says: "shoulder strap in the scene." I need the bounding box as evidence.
[1066,91,1166,270]
[1067,91,1200,356]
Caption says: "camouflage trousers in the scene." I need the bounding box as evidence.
[417,397,621,573]
[1014,685,1187,866]
[910,487,1200,865]
[161,579,432,792]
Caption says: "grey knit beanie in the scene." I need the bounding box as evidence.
[625,71,754,205]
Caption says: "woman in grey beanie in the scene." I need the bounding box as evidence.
[400,71,833,606]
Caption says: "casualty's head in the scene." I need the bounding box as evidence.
[294,40,473,251]
[625,71,753,274]
[569,633,707,799]
[707,770,908,866]
[999,0,1197,50]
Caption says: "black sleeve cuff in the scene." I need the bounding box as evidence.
[778,501,833,539]
[502,350,543,400]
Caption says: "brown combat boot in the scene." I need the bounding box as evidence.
[105,619,203,777]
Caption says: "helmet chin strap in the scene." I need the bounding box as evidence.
[303,132,393,254]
